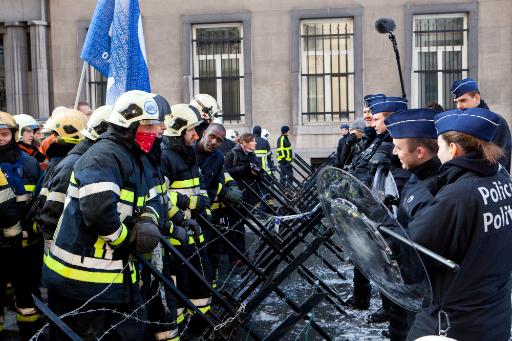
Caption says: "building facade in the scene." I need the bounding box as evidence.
[1,0,511,160]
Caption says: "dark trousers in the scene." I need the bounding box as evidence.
[353,266,371,302]
[47,290,146,341]
[279,161,293,186]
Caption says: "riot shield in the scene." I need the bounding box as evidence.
[317,166,431,311]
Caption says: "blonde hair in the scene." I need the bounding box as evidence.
[441,131,503,164]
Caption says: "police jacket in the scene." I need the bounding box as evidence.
[335,135,348,167]
[218,139,236,156]
[43,127,159,304]
[347,132,389,186]
[254,135,274,172]
[479,100,511,172]
[224,144,260,205]
[160,136,208,246]
[37,138,94,241]
[407,153,512,341]
[396,157,441,228]
[276,135,292,163]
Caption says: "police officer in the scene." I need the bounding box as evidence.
[335,124,350,167]
[160,103,213,336]
[13,114,46,164]
[253,125,275,174]
[345,95,408,312]
[276,125,293,186]
[336,119,365,168]
[37,105,111,244]
[407,107,512,341]
[382,108,442,340]
[43,90,164,340]
[451,77,511,171]
[0,112,43,338]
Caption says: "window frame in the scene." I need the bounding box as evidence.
[191,22,245,124]
[290,7,363,135]
[404,2,479,108]
[182,12,252,129]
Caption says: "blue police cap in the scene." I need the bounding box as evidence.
[340,124,349,129]
[385,108,439,139]
[367,96,408,115]
[450,78,479,99]
[364,94,385,107]
[434,108,500,142]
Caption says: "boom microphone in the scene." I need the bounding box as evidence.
[375,17,396,34]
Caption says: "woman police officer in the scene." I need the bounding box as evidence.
[406,107,512,341]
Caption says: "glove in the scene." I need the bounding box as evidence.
[369,151,391,175]
[345,133,358,147]
[383,194,400,207]
[224,187,243,204]
[169,222,189,245]
[186,218,202,238]
[129,218,161,254]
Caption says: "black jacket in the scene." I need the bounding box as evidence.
[407,153,512,341]
[218,139,236,156]
[224,144,260,205]
[254,135,274,172]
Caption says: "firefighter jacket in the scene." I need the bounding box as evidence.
[160,136,208,245]
[254,135,274,173]
[195,145,238,210]
[0,170,21,245]
[37,138,94,241]
[42,128,159,304]
[0,149,42,243]
[276,134,292,163]
[407,153,512,341]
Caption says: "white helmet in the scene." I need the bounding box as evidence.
[108,90,163,128]
[189,94,222,120]
[163,104,201,137]
[226,129,239,141]
[82,105,112,141]
[13,114,40,142]
[261,128,270,141]
[42,108,87,144]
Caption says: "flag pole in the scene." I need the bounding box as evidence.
[74,62,87,109]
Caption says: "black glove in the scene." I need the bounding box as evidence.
[169,223,189,245]
[224,187,243,203]
[345,133,358,147]
[369,151,391,175]
[129,218,161,254]
[383,194,400,207]
[186,218,202,237]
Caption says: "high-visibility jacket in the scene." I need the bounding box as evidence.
[0,170,21,242]
[160,137,208,246]
[37,139,93,241]
[42,131,159,304]
[254,135,274,172]
[276,135,292,162]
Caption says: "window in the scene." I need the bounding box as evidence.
[0,35,5,111]
[192,23,244,124]
[86,62,107,108]
[412,13,468,109]
[300,19,355,124]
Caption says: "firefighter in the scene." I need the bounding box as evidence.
[42,90,164,340]
[160,103,213,336]
[189,93,222,137]
[253,125,274,174]
[276,125,293,186]
[407,107,512,341]
[13,114,46,164]
[36,105,111,245]
[0,112,43,339]
[194,123,243,283]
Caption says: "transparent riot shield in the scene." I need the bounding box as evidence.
[317,166,432,311]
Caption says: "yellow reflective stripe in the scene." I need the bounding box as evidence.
[168,205,179,218]
[136,196,145,207]
[120,189,134,202]
[188,195,198,209]
[70,172,78,185]
[131,265,137,283]
[216,182,223,195]
[261,157,268,170]
[109,224,128,247]
[44,253,124,284]
[94,238,106,258]
[169,192,178,205]
[59,137,81,145]
[177,312,185,324]
[211,202,220,210]
[24,184,36,192]
[16,312,41,322]
[170,177,200,189]
[0,172,7,186]
[224,172,234,182]
[170,233,205,246]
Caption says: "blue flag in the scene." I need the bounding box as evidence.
[80,0,150,105]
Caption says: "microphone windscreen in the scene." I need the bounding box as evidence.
[375,17,396,34]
